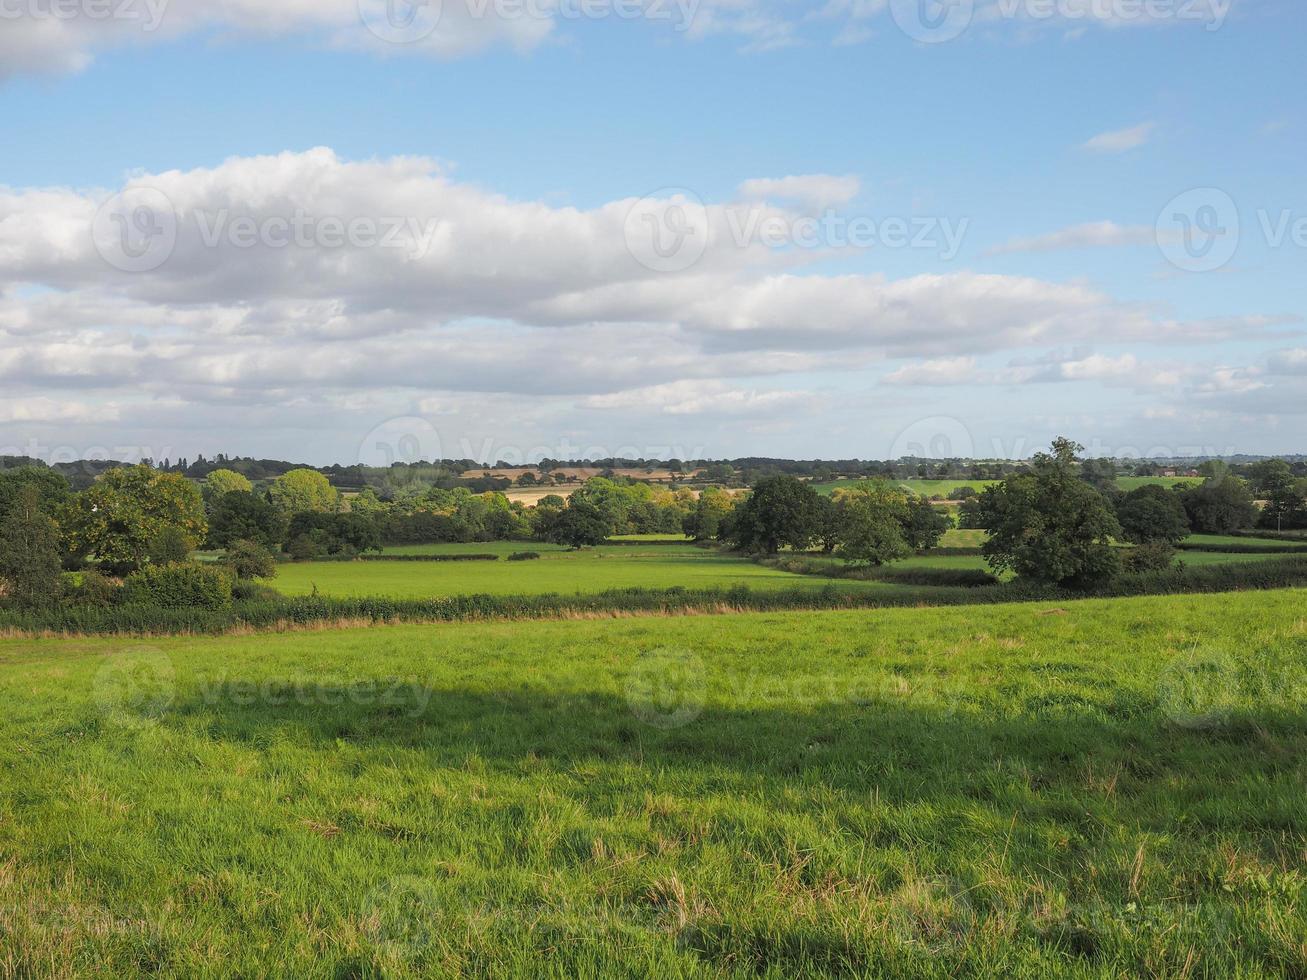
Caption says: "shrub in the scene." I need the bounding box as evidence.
[1124,541,1177,572]
[69,569,120,607]
[507,551,542,561]
[122,562,233,610]
[222,539,278,580]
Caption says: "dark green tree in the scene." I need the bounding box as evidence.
[0,485,64,607]
[904,497,951,551]
[1181,475,1258,534]
[547,498,610,549]
[728,476,823,554]
[1115,485,1190,545]
[974,438,1123,588]
[222,539,278,580]
[207,491,285,549]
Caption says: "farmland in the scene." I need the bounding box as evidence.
[1,589,1303,977]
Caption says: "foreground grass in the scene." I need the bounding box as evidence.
[0,591,1304,977]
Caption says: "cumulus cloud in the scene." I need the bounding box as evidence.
[986,221,1156,256]
[1082,122,1156,153]
[0,147,1298,455]
[737,174,861,211]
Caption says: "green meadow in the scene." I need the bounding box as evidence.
[267,544,893,599]
[1,590,1303,977]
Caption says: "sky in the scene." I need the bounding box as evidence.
[0,0,1304,466]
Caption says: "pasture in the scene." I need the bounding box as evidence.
[267,543,893,599]
[1,590,1303,977]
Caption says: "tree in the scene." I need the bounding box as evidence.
[0,485,64,607]
[1115,485,1190,545]
[149,525,196,565]
[1249,459,1306,531]
[974,438,1123,588]
[207,490,284,549]
[683,487,736,542]
[0,466,70,523]
[904,497,951,551]
[269,468,340,514]
[63,465,207,573]
[547,498,610,549]
[1079,457,1118,492]
[728,476,823,554]
[203,468,253,502]
[1181,475,1258,534]
[222,539,277,580]
[834,491,911,566]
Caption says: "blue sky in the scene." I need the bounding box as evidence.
[1,0,1304,464]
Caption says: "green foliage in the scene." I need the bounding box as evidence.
[0,485,64,608]
[1124,540,1178,572]
[121,562,233,609]
[1249,459,1307,530]
[1182,474,1259,534]
[682,487,737,542]
[0,465,70,523]
[507,551,542,561]
[975,438,1123,588]
[63,465,207,573]
[728,476,823,554]
[149,525,196,565]
[546,499,611,549]
[203,468,253,501]
[269,468,340,514]
[207,490,285,548]
[832,481,912,566]
[1115,484,1191,545]
[904,497,951,550]
[222,539,278,580]
[68,568,119,607]
[286,512,382,558]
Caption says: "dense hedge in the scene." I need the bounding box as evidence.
[4,557,1307,636]
[1178,541,1307,554]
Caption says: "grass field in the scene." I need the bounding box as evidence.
[815,477,1203,498]
[268,544,890,598]
[1,590,1303,976]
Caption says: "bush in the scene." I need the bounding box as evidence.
[507,551,542,561]
[69,569,120,607]
[1124,541,1177,572]
[122,562,233,610]
[222,539,277,580]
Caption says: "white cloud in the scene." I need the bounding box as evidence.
[1082,122,1155,153]
[737,174,861,211]
[987,221,1155,256]
[1,148,1298,454]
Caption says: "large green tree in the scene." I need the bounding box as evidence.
[546,498,610,549]
[833,483,912,566]
[63,465,207,572]
[0,485,64,607]
[1115,484,1190,545]
[203,468,253,502]
[728,476,823,554]
[975,438,1123,588]
[1181,474,1258,534]
[0,466,70,523]
[268,469,340,514]
[1249,459,1307,531]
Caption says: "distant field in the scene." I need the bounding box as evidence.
[2,590,1303,976]
[1116,476,1203,490]
[1185,534,1307,551]
[269,545,890,598]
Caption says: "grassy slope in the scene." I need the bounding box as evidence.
[1,591,1305,977]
